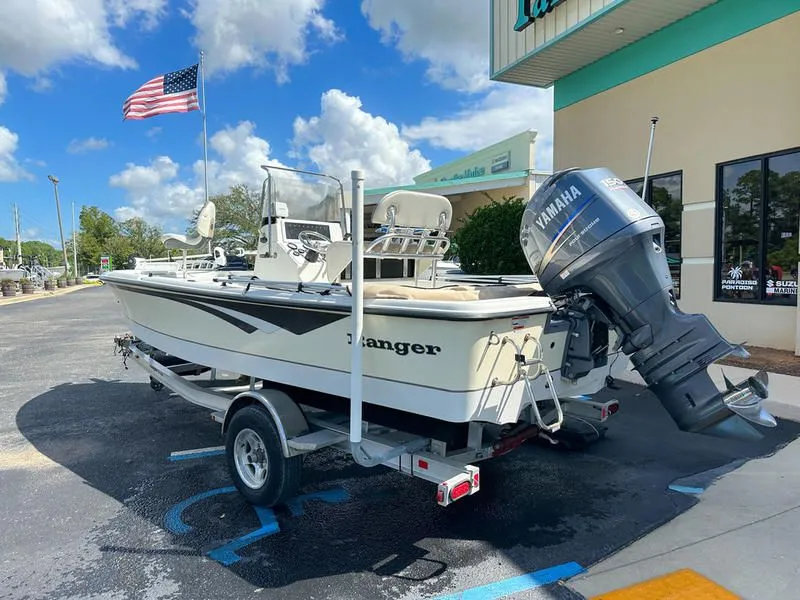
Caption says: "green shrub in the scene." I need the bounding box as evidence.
[451,196,531,275]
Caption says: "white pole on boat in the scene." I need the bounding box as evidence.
[200,50,210,208]
[641,116,659,201]
[350,169,365,452]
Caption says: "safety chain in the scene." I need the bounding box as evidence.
[113,332,135,369]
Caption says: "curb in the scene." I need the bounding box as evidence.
[0,283,100,306]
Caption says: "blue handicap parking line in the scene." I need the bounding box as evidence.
[668,484,705,495]
[207,505,280,566]
[163,485,350,566]
[287,489,350,517]
[164,486,237,534]
[168,446,226,462]
[433,561,586,600]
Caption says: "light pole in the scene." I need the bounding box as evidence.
[72,201,78,277]
[48,175,70,278]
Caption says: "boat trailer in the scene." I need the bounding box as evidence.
[114,333,620,508]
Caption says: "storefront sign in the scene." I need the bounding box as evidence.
[491,151,510,173]
[515,0,567,32]
[439,166,487,182]
[100,256,112,273]
[766,279,797,296]
[721,265,757,292]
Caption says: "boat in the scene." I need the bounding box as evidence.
[102,164,777,507]
[130,247,252,276]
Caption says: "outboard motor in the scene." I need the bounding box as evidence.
[520,167,776,441]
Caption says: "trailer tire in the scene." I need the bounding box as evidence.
[225,405,302,507]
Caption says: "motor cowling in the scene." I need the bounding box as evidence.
[520,167,776,441]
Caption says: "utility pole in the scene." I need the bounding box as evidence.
[13,203,22,264]
[47,175,70,277]
[72,201,78,277]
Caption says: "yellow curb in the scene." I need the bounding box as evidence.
[590,568,740,599]
[0,284,99,306]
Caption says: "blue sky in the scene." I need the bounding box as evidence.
[0,0,554,246]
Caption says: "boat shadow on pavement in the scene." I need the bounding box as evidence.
[15,377,800,599]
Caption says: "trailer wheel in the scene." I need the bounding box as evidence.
[225,405,302,507]
[149,377,164,392]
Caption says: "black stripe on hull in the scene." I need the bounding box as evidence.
[118,284,348,335]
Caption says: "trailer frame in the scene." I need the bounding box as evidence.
[116,334,620,508]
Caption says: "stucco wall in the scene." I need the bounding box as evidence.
[450,185,532,229]
[553,12,800,350]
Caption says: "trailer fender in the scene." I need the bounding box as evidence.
[222,390,309,458]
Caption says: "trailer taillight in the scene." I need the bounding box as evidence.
[418,459,429,470]
[450,481,471,501]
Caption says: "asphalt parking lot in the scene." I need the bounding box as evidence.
[2,286,799,600]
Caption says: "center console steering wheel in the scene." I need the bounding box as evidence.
[298,230,332,256]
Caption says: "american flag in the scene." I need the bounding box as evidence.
[123,64,200,121]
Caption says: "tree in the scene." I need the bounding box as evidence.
[76,206,166,272]
[119,217,165,259]
[190,184,261,251]
[451,195,531,275]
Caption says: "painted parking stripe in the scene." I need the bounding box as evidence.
[433,561,586,599]
[207,505,280,566]
[168,446,225,461]
[164,486,237,534]
[589,568,739,599]
[668,484,705,495]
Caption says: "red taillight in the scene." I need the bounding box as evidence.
[418,459,429,469]
[450,481,471,500]
[472,472,480,488]
[436,488,445,503]
[608,402,619,415]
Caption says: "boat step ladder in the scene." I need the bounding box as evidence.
[507,335,565,433]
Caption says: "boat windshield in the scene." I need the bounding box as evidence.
[266,166,344,224]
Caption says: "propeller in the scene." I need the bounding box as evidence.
[720,368,777,428]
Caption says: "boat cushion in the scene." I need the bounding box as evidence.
[371,190,453,230]
[357,282,543,301]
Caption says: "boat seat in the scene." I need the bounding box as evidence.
[371,190,453,231]
[162,201,216,251]
[355,282,543,302]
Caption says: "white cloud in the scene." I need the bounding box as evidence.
[110,156,199,223]
[360,0,554,170]
[106,0,167,30]
[402,85,554,170]
[146,127,162,138]
[0,72,6,105]
[188,0,342,81]
[110,121,287,224]
[0,0,166,95]
[28,77,53,93]
[0,125,32,182]
[67,137,111,154]
[291,89,431,187]
[361,0,489,94]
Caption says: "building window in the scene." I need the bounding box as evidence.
[715,148,800,305]
[625,171,683,299]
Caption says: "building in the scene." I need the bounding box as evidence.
[365,130,551,229]
[490,0,800,353]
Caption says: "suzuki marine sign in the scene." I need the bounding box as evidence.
[514,0,567,31]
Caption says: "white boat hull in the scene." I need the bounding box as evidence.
[106,274,626,425]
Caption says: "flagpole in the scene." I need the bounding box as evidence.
[200,50,209,206]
